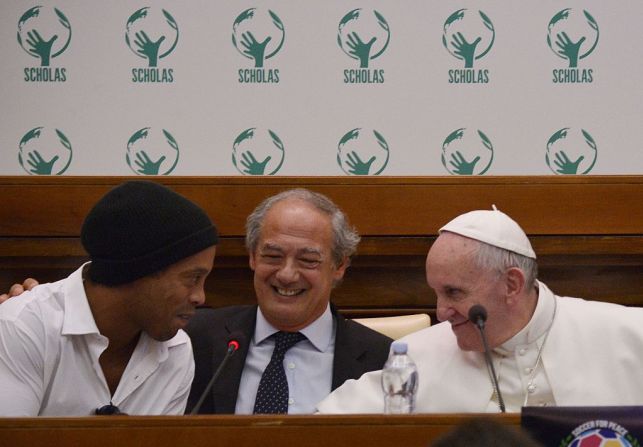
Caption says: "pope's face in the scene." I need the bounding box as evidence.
[249,198,347,332]
[426,232,511,351]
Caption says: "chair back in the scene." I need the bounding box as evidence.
[353,314,431,340]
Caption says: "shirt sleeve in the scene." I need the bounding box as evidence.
[0,307,46,416]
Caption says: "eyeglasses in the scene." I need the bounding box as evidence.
[95,403,126,415]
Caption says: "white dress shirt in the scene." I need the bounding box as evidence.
[235,305,336,414]
[0,264,194,416]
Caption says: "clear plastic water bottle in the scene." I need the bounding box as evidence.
[381,341,418,414]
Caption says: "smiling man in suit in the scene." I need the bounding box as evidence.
[185,189,392,414]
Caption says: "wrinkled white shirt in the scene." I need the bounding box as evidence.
[0,265,194,416]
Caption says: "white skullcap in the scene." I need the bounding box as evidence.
[439,205,536,259]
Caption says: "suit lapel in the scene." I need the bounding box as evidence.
[331,310,367,390]
[211,306,257,413]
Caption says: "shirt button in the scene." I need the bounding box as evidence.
[524,367,532,374]
[519,348,527,356]
[288,398,295,405]
[287,362,296,370]
[527,384,537,394]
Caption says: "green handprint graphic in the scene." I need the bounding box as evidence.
[134,151,166,175]
[26,150,59,175]
[553,151,584,174]
[346,151,376,175]
[241,32,271,68]
[240,151,271,175]
[134,31,166,67]
[26,30,58,66]
[555,32,585,68]
[451,32,481,68]
[449,151,480,175]
[346,32,377,68]
[232,128,285,176]
[441,128,493,176]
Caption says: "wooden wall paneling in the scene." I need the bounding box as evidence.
[1,176,642,317]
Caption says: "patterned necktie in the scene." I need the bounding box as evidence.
[253,331,306,414]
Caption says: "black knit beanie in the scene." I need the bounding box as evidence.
[81,181,219,286]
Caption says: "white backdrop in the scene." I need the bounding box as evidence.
[1,1,642,176]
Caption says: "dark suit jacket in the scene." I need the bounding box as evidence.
[185,304,392,414]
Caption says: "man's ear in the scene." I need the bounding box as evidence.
[505,267,526,305]
[249,251,256,271]
[333,257,349,281]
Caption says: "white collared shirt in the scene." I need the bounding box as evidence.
[235,305,336,414]
[0,264,194,416]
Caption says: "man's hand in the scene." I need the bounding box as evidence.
[0,278,39,304]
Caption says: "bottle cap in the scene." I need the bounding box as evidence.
[391,341,408,354]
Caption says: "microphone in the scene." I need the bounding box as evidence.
[468,304,505,413]
[190,332,244,415]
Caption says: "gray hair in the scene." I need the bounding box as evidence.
[245,188,360,267]
[472,239,538,289]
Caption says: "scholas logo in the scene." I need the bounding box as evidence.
[233,8,284,84]
[232,128,285,175]
[126,128,179,175]
[17,6,71,83]
[547,9,598,84]
[441,128,493,175]
[442,9,494,84]
[18,127,73,175]
[336,128,389,175]
[337,9,390,84]
[546,128,597,175]
[559,419,640,447]
[125,7,178,83]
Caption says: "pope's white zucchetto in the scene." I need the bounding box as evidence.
[439,206,536,259]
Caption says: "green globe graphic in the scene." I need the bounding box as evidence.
[547,9,599,68]
[126,128,179,175]
[125,7,179,67]
[17,6,71,66]
[337,128,389,176]
[442,9,495,68]
[232,9,285,68]
[441,128,493,175]
[546,128,597,175]
[232,128,285,176]
[337,9,390,68]
[18,127,72,175]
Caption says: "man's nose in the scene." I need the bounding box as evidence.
[275,259,299,283]
[189,286,206,307]
[435,298,456,322]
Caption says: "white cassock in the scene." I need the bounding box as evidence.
[317,282,643,413]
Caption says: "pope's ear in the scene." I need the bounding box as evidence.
[505,267,526,303]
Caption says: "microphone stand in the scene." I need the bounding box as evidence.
[474,319,506,413]
[190,342,239,415]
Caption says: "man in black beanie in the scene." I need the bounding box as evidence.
[0,181,218,416]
